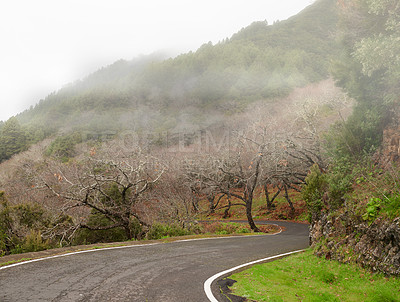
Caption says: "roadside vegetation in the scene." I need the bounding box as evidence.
[0,213,280,257]
[229,250,400,302]
[0,221,280,266]
[223,0,400,298]
[302,0,400,254]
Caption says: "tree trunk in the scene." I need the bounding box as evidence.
[123,216,133,240]
[192,192,199,213]
[264,183,272,210]
[124,225,133,240]
[246,198,259,232]
[207,194,215,213]
[223,194,231,219]
[265,183,282,211]
[245,154,262,232]
[284,184,295,218]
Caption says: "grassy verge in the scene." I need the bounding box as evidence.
[229,249,400,302]
[0,258,33,267]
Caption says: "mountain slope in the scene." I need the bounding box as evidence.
[1,0,339,162]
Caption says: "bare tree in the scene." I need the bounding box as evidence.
[150,160,199,227]
[0,146,79,246]
[262,126,324,218]
[183,132,265,232]
[39,150,165,240]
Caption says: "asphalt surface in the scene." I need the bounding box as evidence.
[0,221,309,302]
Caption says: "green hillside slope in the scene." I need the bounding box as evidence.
[0,0,339,162]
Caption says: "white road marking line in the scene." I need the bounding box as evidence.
[204,249,305,302]
[177,226,283,243]
[0,243,160,271]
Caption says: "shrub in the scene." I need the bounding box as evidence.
[146,223,191,240]
[362,197,381,223]
[382,194,400,219]
[18,230,51,253]
[45,132,83,161]
[73,211,134,244]
[13,203,49,229]
[0,194,57,255]
[302,164,328,222]
[202,222,251,234]
[324,105,385,160]
[327,170,353,209]
[0,228,7,257]
[237,227,251,234]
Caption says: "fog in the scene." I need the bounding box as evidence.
[0,0,314,122]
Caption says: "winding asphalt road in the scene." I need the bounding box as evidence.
[0,221,309,302]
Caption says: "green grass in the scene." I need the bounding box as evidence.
[0,258,33,267]
[230,250,400,302]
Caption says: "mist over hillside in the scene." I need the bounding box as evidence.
[0,0,339,163]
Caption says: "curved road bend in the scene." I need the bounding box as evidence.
[0,221,309,302]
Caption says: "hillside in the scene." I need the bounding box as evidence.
[0,0,353,256]
[0,0,339,163]
[0,78,351,254]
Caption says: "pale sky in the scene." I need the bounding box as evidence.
[0,0,314,122]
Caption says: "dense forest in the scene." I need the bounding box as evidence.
[1,0,399,276]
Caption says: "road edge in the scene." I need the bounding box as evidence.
[203,249,305,302]
[0,242,162,271]
[0,225,283,271]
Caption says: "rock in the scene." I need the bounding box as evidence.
[310,212,400,276]
[377,104,400,165]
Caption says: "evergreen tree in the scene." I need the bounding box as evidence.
[0,117,27,162]
[330,0,400,156]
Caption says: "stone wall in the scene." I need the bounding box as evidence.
[310,212,400,275]
[310,104,400,275]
